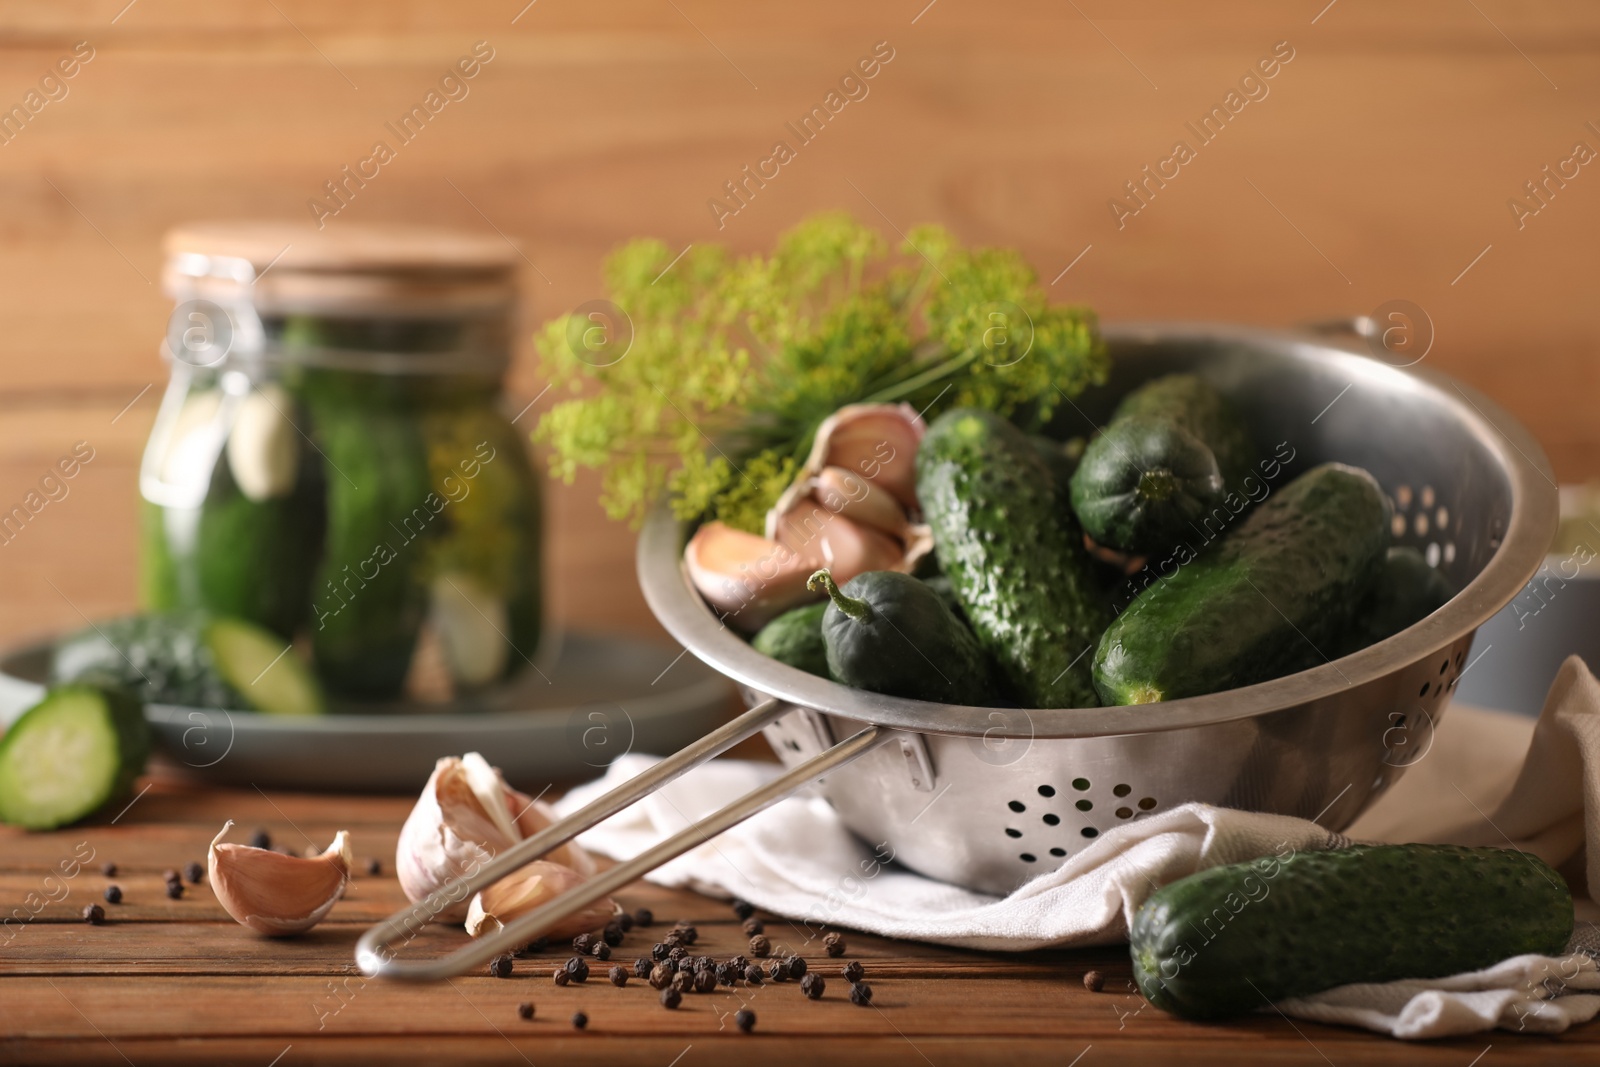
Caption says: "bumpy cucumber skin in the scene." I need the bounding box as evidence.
[1337,546,1456,655]
[52,613,240,709]
[1131,844,1574,1020]
[1070,416,1224,553]
[1112,374,1257,490]
[1094,464,1389,704]
[0,684,151,830]
[917,409,1111,708]
[751,602,831,678]
[820,571,994,705]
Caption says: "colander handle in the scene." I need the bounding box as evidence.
[355,699,891,981]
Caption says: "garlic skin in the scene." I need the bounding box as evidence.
[208,820,350,936]
[464,860,616,942]
[396,753,594,923]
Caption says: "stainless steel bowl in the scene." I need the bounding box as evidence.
[635,322,1558,896]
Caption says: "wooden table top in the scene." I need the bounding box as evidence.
[2,773,1594,1067]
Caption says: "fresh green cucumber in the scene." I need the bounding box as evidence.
[915,410,1110,708]
[0,685,151,830]
[751,601,830,678]
[1338,546,1456,654]
[51,613,325,716]
[920,573,966,622]
[1110,374,1257,490]
[1094,463,1389,704]
[1131,844,1574,1020]
[808,570,993,705]
[1070,416,1223,553]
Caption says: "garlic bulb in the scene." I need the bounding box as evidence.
[396,753,594,923]
[208,820,350,936]
[464,860,616,942]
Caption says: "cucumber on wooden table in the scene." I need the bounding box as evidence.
[1093,463,1389,704]
[51,612,325,716]
[916,409,1111,708]
[0,685,151,830]
[1131,844,1574,1020]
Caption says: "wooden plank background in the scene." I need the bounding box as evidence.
[0,0,1597,647]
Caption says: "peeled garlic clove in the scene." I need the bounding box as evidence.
[464,861,617,942]
[226,384,299,502]
[429,572,510,687]
[683,521,821,632]
[208,820,350,936]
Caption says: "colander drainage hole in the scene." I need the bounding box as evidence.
[1042,813,1060,826]
[1020,853,1037,863]
[1037,784,1056,797]
[1112,783,1131,797]
[1081,827,1099,839]
[1049,848,1066,858]
[1139,797,1157,810]
[1072,778,1091,791]
[1438,658,1448,676]
[1116,807,1133,819]
[1418,681,1430,698]
[1005,828,1022,838]
[1075,799,1092,812]
[1008,800,1026,813]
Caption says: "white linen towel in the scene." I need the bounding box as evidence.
[555,655,1600,1039]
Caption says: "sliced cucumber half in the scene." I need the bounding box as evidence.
[205,617,325,716]
[0,685,151,830]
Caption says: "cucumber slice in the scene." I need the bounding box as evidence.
[205,617,325,716]
[0,685,151,830]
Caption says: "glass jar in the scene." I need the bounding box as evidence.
[141,222,543,705]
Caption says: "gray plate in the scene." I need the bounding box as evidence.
[0,632,732,792]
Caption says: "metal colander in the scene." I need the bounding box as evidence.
[358,322,1556,980]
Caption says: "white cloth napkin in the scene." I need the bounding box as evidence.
[555,655,1600,1039]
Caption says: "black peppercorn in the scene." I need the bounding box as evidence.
[82,903,104,925]
[748,935,771,958]
[1082,970,1105,993]
[634,908,654,927]
[617,912,634,933]
[744,964,764,985]
[517,1002,534,1021]
[248,828,271,849]
[552,969,570,987]
[651,942,671,961]
[633,957,654,979]
[668,946,688,962]
[767,960,787,982]
[183,861,203,885]
[693,968,717,994]
[658,957,678,977]
[694,955,714,972]
[572,933,594,955]
[564,957,589,983]
[571,1011,588,1030]
[590,941,611,961]
[731,899,754,920]
[735,1008,756,1033]
[743,917,764,937]
[728,954,749,972]
[364,857,382,877]
[609,965,628,988]
[100,862,117,877]
[602,923,624,947]
[842,960,865,983]
[165,881,184,900]
[849,981,873,1006]
[823,932,846,958]
[784,955,807,980]
[648,967,673,991]
[670,971,693,994]
[800,973,825,1000]
[674,923,698,945]
[660,987,682,1009]
[103,885,122,905]
[162,869,181,885]
[489,954,514,978]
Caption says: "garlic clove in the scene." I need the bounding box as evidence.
[225,384,299,502]
[799,403,925,509]
[683,521,821,632]
[507,784,595,877]
[208,820,350,936]
[464,860,617,942]
[810,466,910,539]
[771,505,907,584]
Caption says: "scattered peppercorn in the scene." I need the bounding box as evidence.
[609,965,628,988]
[728,954,749,972]
[694,955,714,972]
[648,967,673,991]
[602,923,625,947]
[744,965,764,985]
[103,885,122,905]
[767,960,787,982]
[564,957,589,983]
[248,829,271,849]
[670,971,693,994]
[166,881,184,900]
[1082,970,1105,993]
[617,912,634,933]
[100,862,117,877]
[693,969,717,994]
[823,932,846,958]
[552,969,570,987]
[162,869,181,885]
[735,1008,756,1033]
[590,941,611,961]
[785,956,807,980]
[364,857,382,877]
[668,946,688,963]
[572,933,594,955]
[658,958,678,977]
[674,923,698,945]
[633,908,654,927]
[715,963,736,987]
[183,861,203,884]
[489,954,514,978]
[517,1002,534,1021]
[800,973,825,1000]
[571,1011,588,1031]
[849,981,873,1006]
[731,899,754,920]
[743,917,764,937]
[842,961,865,983]
[651,942,671,961]
[82,903,104,925]
[633,958,654,980]
[660,987,682,1009]
[748,935,771,958]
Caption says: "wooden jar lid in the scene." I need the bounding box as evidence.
[163,221,520,317]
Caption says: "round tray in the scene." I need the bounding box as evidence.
[0,632,732,792]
